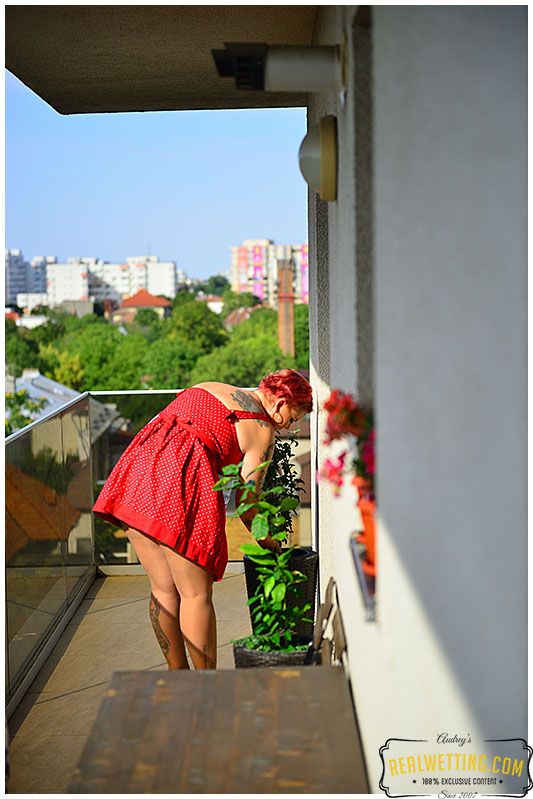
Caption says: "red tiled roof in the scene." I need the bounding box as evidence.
[5,311,20,321]
[120,289,170,308]
[224,307,252,328]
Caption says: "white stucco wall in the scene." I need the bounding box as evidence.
[309,6,527,791]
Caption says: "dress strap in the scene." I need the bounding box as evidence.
[227,410,274,426]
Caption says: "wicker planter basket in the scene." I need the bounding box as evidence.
[233,634,312,668]
[243,547,319,637]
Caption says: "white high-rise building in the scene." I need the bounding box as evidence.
[45,255,179,306]
[47,260,91,306]
[5,249,55,304]
[230,239,309,308]
[127,256,177,299]
[5,249,28,305]
[30,256,56,293]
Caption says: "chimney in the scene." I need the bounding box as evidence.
[277,259,295,358]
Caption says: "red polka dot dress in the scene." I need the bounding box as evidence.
[92,387,273,581]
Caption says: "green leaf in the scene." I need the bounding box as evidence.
[213,476,236,490]
[251,514,269,541]
[279,497,300,510]
[271,584,286,603]
[234,503,255,516]
[255,501,278,513]
[221,462,242,476]
[278,550,293,566]
[247,461,272,476]
[240,543,274,558]
[263,576,275,598]
[290,569,307,582]
[263,486,284,496]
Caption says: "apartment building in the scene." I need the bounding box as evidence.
[129,255,177,299]
[230,239,309,308]
[47,259,91,305]
[46,255,178,306]
[5,249,53,305]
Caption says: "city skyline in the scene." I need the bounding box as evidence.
[5,70,308,281]
[6,238,310,310]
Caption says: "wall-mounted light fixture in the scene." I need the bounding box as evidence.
[298,115,338,202]
[212,43,344,93]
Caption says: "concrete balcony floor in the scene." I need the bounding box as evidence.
[7,569,251,794]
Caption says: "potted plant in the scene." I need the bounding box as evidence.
[320,390,376,575]
[242,433,318,636]
[214,458,315,667]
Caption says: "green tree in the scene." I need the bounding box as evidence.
[168,301,228,354]
[222,289,262,317]
[5,390,47,436]
[52,351,86,390]
[231,307,278,340]
[5,328,45,377]
[189,335,296,386]
[56,324,148,391]
[39,343,62,377]
[62,324,122,390]
[171,288,196,309]
[128,308,165,343]
[106,333,149,390]
[28,314,68,346]
[293,303,310,371]
[142,337,201,388]
[200,275,230,296]
[135,308,160,327]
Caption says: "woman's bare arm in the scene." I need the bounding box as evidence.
[236,425,279,551]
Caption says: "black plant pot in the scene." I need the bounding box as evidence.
[243,546,319,637]
[233,634,312,668]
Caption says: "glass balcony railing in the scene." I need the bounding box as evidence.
[5,388,312,709]
[5,393,94,706]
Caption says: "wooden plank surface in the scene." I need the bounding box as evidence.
[68,668,368,794]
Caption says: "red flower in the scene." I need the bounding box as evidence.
[362,429,375,476]
[323,389,368,443]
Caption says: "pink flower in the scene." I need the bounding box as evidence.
[319,451,347,496]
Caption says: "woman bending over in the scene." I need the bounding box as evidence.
[92,369,313,670]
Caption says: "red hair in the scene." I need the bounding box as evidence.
[259,369,313,413]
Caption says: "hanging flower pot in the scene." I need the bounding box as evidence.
[357,497,376,567]
[319,389,377,579]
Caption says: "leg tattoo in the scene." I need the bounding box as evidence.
[202,644,217,670]
[149,593,172,662]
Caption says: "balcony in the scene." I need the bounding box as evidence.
[7,571,250,793]
[5,390,321,792]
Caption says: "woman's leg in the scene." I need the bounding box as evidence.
[160,547,217,670]
[125,527,190,670]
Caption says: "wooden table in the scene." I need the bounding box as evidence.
[68,667,369,794]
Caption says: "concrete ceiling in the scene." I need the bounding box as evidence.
[5,5,316,115]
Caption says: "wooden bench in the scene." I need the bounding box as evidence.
[68,580,368,794]
[68,667,368,793]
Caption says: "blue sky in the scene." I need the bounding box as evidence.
[4,70,308,280]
